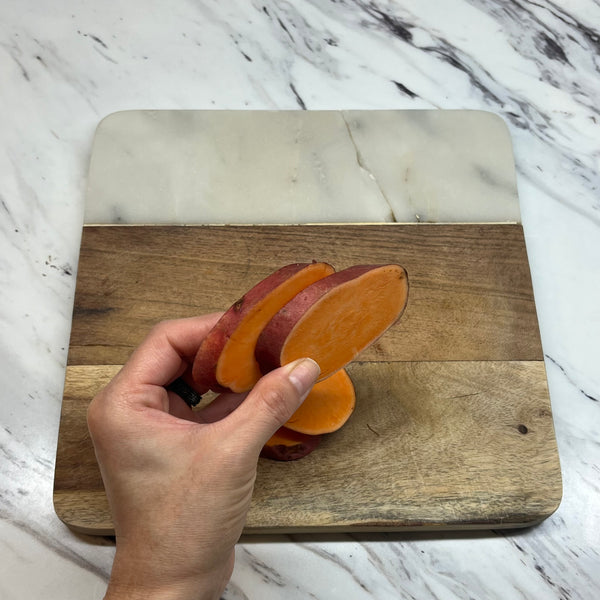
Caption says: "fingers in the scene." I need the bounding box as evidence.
[167,389,248,424]
[219,358,320,455]
[120,313,223,388]
[191,392,248,424]
[167,392,196,421]
[100,315,319,462]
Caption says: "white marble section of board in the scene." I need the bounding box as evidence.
[84,110,521,224]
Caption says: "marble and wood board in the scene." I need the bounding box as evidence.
[54,224,561,534]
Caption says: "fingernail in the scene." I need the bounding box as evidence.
[286,358,320,400]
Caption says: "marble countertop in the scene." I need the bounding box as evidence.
[1,1,599,599]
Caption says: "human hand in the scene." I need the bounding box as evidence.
[87,314,320,600]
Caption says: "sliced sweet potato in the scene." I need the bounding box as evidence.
[255,264,408,380]
[192,262,334,393]
[260,427,321,461]
[284,368,355,435]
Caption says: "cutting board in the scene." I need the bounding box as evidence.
[54,223,562,534]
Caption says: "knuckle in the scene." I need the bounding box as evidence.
[148,319,171,339]
[86,393,108,441]
[86,386,124,443]
[86,399,99,432]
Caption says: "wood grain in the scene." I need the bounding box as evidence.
[55,224,561,534]
[67,224,542,365]
[54,361,561,534]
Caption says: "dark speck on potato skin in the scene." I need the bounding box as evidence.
[233,296,245,312]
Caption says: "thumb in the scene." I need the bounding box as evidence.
[222,358,320,455]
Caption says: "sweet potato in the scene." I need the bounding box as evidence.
[192,262,334,393]
[260,427,321,461]
[255,264,408,379]
[284,368,355,435]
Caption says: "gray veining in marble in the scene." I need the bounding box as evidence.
[85,109,520,224]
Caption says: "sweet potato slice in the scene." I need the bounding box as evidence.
[255,264,408,379]
[192,262,334,393]
[260,427,321,461]
[284,368,355,435]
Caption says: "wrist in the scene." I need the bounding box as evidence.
[104,577,225,600]
[105,551,231,600]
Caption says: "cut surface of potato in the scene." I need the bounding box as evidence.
[255,264,408,380]
[285,368,355,435]
[192,262,334,393]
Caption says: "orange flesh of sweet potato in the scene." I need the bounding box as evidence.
[284,368,355,435]
[255,264,409,379]
[260,427,321,461]
[192,262,334,393]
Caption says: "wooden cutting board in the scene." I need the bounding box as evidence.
[54,223,562,534]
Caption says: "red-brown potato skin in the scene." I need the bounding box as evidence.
[259,427,321,461]
[192,263,331,393]
[255,264,408,375]
[192,327,230,393]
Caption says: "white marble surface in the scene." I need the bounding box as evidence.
[85,109,521,224]
[0,1,599,599]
